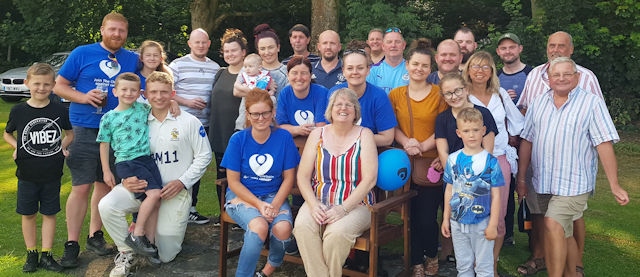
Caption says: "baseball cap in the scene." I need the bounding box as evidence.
[498,33,521,45]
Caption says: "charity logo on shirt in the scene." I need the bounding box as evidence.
[294,110,314,125]
[249,153,274,176]
[99,59,121,78]
[21,117,63,157]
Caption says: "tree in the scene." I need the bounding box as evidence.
[310,0,338,49]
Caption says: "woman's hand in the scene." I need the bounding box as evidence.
[311,201,328,225]
[259,201,276,222]
[324,205,348,224]
[430,157,443,172]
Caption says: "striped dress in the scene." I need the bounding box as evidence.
[312,127,375,206]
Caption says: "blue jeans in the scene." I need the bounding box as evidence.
[225,190,293,277]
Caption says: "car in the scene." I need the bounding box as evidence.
[0,52,70,102]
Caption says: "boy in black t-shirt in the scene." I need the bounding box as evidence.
[4,63,74,273]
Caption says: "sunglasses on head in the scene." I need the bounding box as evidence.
[385,27,402,34]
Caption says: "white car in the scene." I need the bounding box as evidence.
[0,52,70,102]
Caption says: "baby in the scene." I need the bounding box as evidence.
[234,54,277,130]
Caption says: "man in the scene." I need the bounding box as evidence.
[496,33,533,104]
[366,27,409,94]
[53,12,139,268]
[99,71,212,277]
[282,24,320,65]
[454,27,477,71]
[495,32,533,246]
[311,30,345,89]
[169,28,219,224]
[518,57,629,277]
[515,31,604,276]
[367,28,385,65]
[427,39,463,84]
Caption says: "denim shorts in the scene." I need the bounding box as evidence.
[17,179,61,215]
[66,126,117,185]
[225,190,293,230]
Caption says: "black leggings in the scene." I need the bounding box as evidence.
[410,185,444,265]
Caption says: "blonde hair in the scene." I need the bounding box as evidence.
[462,51,500,95]
[26,63,55,80]
[456,107,483,126]
[115,72,140,88]
[244,53,262,66]
[146,71,174,89]
[325,88,361,124]
[139,40,171,74]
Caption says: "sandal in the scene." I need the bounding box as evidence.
[424,256,439,276]
[516,257,546,275]
[576,266,584,277]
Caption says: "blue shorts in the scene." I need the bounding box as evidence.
[67,126,117,186]
[116,155,162,200]
[16,179,61,216]
[224,190,293,230]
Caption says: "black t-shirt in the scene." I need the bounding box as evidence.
[435,104,499,154]
[5,101,72,182]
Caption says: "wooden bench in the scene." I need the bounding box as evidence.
[217,144,416,277]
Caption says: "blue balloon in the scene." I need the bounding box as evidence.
[377,149,411,191]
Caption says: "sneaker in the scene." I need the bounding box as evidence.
[188,211,210,224]
[255,271,268,277]
[124,233,158,257]
[39,252,63,272]
[146,244,162,266]
[60,241,79,268]
[504,235,515,246]
[87,230,114,256]
[22,250,39,272]
[231,224,243,231]
[411,264,426,277]
[211,216,221,227]
[110,251,134,277]
[284,238,299,256]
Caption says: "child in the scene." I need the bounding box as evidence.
[234,53,277,130]
[441,107,504,277]
[96,72,162,259]
[4,63,74,272]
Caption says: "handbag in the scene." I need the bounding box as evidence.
[405,90,443,187]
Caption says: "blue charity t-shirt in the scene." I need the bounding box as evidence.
[311,59,346,89]
[276,83,329,125]
[328,82,397,134]
[443,149,504,225]
[366,60,409,94]
[498,65,533,104]
[57,43,139,128]
[434,105,499,154]
[221,127,301,196]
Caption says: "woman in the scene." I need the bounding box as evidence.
[462,51,524,276]
[220,88,300,277]
[329,48,397,147]
[209,28,247,224]
[136,40,172,102]
[276,55,328,137]
[388,39,447,277]
[293,88,378,277]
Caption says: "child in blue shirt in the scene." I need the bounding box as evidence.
[441,107,504,277]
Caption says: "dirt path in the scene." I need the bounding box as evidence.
[65,223,458,276]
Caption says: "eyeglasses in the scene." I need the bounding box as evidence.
[471,65,491,72]
[550,72,577,80]
[385,27,402,34]
[343,48,366,57]
[108,53,118,65]
[442,87,465,99]
[334,103,355,109]
[248,110,273,119]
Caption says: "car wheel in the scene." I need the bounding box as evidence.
[1,96,23,102]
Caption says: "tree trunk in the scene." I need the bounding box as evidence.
[530,0,544,25]
[310,0,338,51]
[190,0,219,35]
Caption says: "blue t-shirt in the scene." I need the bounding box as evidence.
[366,60,409,94]
[426,72,440,85]
[443,149,504,224]
[276,83,329,125]
[498,65,533,104]
[328,82,397,134]
[434,105,499,154]
[57,43,139,128]
[311,59,346,89]
[221,127,300,196]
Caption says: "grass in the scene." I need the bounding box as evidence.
[0,98,638,276]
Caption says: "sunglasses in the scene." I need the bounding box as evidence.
[385,27,402,34]
[343,48,366,57]
[108,53,118,65]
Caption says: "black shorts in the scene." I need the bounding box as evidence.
[116,155,163,200]
[16,179,61,216]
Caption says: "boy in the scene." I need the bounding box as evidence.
[441,107,503,277]
[4,63,74,272]
[96,73,162,259]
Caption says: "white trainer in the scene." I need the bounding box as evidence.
[109,251,134,277]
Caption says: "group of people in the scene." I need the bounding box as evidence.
[4,10,630,277]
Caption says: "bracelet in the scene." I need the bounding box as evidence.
[340,205,349,215]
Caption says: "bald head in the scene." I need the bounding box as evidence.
[547,31,574,62]
[188,28,212,61]
[317,30,341,62]
[435,39,462,74]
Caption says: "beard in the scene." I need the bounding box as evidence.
[323,53,337,62]
[462,52,473,63]
[103,37,125,52]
